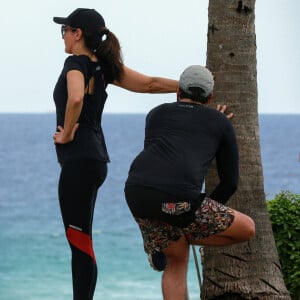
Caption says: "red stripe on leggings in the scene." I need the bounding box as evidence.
[66,227,96,264]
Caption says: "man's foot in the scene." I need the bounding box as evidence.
[148,251,167,271]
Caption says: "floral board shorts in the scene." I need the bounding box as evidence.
[135,197,234,255]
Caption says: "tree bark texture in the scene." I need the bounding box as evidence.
[201,1,290,299]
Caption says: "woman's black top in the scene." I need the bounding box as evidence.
[53,55,113,164]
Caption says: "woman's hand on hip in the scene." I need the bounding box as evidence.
[53,124,79,144]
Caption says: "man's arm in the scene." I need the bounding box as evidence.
[209,121,239,204]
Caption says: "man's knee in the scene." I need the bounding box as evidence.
[233,212,255,242]
[149,237,189,272]
[244,216,255,240]
[163,237,189,263]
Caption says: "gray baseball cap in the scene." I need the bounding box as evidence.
[179,65,214,97]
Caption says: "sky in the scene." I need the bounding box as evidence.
[0,0,299,114]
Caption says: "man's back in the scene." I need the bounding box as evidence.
[126,101,238,202]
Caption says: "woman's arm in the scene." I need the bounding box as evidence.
[54,70,83,144]
[113,65,178,93]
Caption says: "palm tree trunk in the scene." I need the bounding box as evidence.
[201,1,290,299]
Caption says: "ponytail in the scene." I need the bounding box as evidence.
[83,27,124,82]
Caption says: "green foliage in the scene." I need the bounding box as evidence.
[267,191,300,300]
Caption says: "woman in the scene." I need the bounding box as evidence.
[52,8,177,300]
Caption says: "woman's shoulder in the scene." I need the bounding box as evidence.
[64,55,90,67]
[62,55,94,81]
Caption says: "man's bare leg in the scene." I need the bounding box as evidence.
[191,209,255,246]
[162,236,190,300]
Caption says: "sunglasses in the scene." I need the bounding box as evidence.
[61,25,77,38]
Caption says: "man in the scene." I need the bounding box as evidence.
[124,65,255,300]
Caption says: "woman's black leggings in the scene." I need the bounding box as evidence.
[58,159,107,300]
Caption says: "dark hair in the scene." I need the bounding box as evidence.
[179,87,210,104]
[82,27,124,82]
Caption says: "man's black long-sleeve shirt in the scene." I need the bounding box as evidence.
[126,101,239,204]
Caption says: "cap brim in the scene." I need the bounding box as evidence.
[53,17,68,24]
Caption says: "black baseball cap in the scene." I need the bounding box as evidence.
[53,8,105,32]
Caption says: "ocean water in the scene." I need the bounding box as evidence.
[0,113,299,300]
